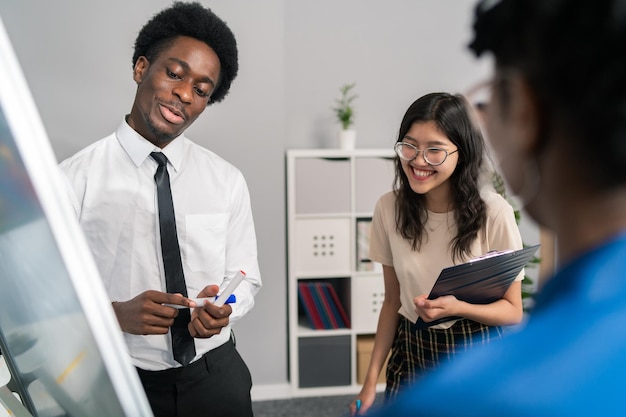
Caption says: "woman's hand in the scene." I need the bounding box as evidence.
[350,389,376,416]
[414,294,460,323]
[414,280,524,326]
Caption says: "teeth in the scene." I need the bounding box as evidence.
[413,168,433,177]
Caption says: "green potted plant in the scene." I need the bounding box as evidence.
[333,83,358,149]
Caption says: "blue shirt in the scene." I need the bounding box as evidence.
[373,232,626,416]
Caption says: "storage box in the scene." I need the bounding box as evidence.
[295,157,351,214]
[294,218,351,275]
[352,275,385,333]
[355,157,395,213]
[357,335,389,385]
[298,335,351,388]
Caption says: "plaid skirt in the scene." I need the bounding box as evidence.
[385,315,503,401]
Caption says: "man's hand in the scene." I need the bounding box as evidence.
[111,290,193,334]
[189,285,232,338]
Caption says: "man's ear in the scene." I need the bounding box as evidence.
[133,56,150,84]
[508,75,542,155]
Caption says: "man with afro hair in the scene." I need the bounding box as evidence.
[60,3,261,416]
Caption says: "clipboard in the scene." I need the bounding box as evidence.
[414,244,540,329]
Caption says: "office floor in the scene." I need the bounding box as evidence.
[252,394,385,417]
[3,355,386,417]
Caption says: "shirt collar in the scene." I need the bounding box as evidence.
[116,117,185,171]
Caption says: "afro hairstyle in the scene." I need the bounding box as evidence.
[132,1,238,105]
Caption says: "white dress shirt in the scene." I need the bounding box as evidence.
[60,119,262,370]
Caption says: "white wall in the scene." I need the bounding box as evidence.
[285,1,491,149]
[0,0,535,400]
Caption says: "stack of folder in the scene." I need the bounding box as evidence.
[298,282,351,330]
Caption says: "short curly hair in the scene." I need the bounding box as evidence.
[132,1,238,105]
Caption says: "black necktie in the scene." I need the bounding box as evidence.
[150,151,196,366]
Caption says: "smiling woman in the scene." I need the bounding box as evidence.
[349,92,524,416]
[395,120,460,207]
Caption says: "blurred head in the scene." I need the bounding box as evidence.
[469,0,626,192]
[133,1,238,105]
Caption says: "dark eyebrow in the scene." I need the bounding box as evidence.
[167,57,216,87]
[403,135,449,147]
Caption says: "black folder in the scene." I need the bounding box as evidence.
[413,244,540,329]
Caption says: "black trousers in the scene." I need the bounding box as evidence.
[136,338,253,417]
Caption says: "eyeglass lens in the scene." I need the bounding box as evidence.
[395,143,449,165]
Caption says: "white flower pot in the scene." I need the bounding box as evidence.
[339,129,356,150]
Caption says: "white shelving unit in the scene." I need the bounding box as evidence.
[286,149,395,397]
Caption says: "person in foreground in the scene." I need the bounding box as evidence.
[350,92,524,416]
[60,3,261,417]
[371,0,626,415]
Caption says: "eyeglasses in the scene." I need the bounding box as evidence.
[394,142,458,166]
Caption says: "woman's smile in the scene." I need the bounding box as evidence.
[410,166,436,179]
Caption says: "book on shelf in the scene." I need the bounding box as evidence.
[322,282,351,328]
[313,282,339,328]
[298,283,325,329]
[298,281,350,330]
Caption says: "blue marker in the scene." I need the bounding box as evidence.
[355,399,361,414]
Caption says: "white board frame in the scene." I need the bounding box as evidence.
[0,15,152,417]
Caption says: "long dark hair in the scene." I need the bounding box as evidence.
[394,92,486,262]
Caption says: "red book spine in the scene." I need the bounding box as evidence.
[298,282,324,329]
[325,283,351,328]
[314,282,338,329]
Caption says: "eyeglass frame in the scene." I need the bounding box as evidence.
[394,142,459,166]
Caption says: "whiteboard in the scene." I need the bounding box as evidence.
[0,16,152,417]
